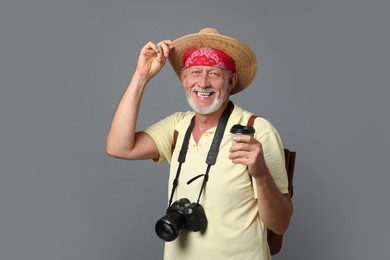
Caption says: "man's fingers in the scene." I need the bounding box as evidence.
[144,41,159,53]
[229,153,252,165]
[231,134,255,144]
[162,40,174,57]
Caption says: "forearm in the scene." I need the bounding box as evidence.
[106,73,148,158]
[254,168,292,235]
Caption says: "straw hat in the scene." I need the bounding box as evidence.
[169,28,258,95]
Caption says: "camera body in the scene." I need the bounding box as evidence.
[155,198,207,242]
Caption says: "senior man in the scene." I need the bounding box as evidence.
[106,28,292,260]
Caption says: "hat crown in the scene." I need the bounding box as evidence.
[199,28,221,35]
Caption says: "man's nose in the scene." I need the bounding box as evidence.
[197,72,210,88]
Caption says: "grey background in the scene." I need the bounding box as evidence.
[1,0,389,259]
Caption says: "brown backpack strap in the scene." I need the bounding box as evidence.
[171,130,179,154]
[247,114,258,128]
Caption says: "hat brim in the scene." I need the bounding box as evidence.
[168,30,257,95]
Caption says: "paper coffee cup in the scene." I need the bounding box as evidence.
[230,124,255,144]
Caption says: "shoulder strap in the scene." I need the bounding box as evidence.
[247,114,258,128]
[171,130,179,154]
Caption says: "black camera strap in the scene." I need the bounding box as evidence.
[168,116,195,207]
[168,101,233,207]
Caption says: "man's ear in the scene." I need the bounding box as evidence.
[228,72,238,92]
[180,68,186,82]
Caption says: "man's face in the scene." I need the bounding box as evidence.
[181,66,237,115]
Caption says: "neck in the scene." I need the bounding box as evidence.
[192,100,231,143]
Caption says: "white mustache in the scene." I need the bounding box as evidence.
[191,87,216,93]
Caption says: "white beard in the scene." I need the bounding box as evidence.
[187,89,229,115]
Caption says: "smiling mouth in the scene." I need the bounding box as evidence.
[193,89,215,97]
[196,91,212,97]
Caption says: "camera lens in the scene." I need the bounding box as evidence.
[161,223,174,234]
[155,211,186,242]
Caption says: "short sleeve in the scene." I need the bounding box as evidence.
[143,112,191,163]
[252,118,289,195]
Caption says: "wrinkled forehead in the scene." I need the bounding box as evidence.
[184,65,235,76]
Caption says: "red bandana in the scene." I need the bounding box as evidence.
[182,47,235,72]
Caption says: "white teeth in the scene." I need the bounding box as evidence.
[197,91,212,96]
[193,89,215,97]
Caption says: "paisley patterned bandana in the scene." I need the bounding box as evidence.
[182,47,235,72]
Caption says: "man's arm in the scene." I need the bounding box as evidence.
[229,134,292,235]
[106,40,173,160]
[253,169,292,235]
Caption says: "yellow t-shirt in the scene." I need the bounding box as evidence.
[144,103,288,260]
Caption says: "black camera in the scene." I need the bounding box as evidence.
[155,198,207,242]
